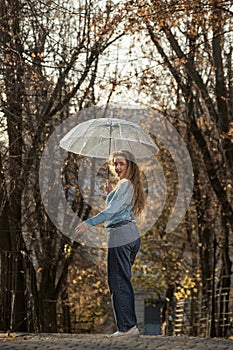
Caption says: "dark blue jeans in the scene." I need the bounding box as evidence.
[107,237,140,331]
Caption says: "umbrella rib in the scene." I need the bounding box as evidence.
[119,120,123,141]
[128,140,135,156]
[108,119,112,157]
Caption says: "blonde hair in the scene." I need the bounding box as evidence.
[110,150,146,216]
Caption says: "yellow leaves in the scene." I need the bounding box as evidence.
[64,244,72,258]
[183,275,195,289]
[31,52,44,61]
[174,275,196,301]
[94,280,101,288]
[229,123,233,135]
[67,261,109,330]
[220,123,233,143]
[94,280,103,292]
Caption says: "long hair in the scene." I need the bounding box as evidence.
[110,150,146,216]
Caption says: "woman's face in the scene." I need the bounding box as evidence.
[113,156,128,179]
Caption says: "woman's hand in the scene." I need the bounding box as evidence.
[104,180,112,194]
[75,222,89,234]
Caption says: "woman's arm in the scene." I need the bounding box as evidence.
[75,180,133,233]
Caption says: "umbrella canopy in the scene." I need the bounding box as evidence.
[59,117,158,159]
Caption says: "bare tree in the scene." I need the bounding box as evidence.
[122,0,233,337]
[0,0,124,332]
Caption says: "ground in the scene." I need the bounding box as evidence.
[0,333,233,350]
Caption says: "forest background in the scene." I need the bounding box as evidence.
[0,0,233,338]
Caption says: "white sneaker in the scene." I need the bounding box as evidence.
[110,325,140,337]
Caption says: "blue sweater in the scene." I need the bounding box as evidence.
[85,179,135,228]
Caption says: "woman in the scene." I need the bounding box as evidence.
[75,150,146,337]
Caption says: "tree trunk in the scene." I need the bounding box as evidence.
[161,285,175,336]
[193,169,214,335]
[216,211,232,337]
[60,286,72,333]
[39,264,58,332]
[212,4,233,182]
[2,0,28,331]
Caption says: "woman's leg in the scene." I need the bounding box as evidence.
[107,238,140,332]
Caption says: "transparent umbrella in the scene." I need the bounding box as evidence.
[59,117,158,160]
